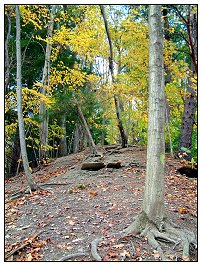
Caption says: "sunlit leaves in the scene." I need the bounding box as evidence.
[20,5,50,30]
[48,120,65,140]
[5,87,54,119]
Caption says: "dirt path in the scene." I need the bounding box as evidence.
[5,146,197,261]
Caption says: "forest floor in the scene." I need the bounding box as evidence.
[5,145,197,262]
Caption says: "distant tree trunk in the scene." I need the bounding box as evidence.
[126,101,131,143]
[5,6,14,93]
[165,103,174,157]
[73,124,80,153]
[101,118,106,146]
[100,5,128,148]
[178,78,196,159]
[10,130,21,176]
[39,5,56,161]
[16,5,37,191]
[58,114,67,156]
[178,6,197,160]
[77,105,98,155]
[163,7,174,157]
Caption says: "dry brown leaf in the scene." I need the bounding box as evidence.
[120,250,130,257]
[168,255,175,260]
[89,191,98,197]
[31,240,46,248]
[182,255,190,261]
[108,252,118,258]
[27,252,33,261]
[178,207,188,214]
[6,255,14,261]
[153,251,160,258]
[136,246,141,253]
[103,255,110,261]
[166,194,173,198]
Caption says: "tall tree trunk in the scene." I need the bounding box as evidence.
[142,5,165,222]
[123,4,166,235]
[178,6,197,160]
[15,5,37,191]
[39,5,56,161]
[100,5,128,148]
[77,105,98,155]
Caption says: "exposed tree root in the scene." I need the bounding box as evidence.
[164,223,196,259]
[57,252,87,261]
[91,237,104,261]
[9,184,47,201]
[120,211,197,261]
[83,152,104,162]
[90,213,196,262]
[8,190,25,201]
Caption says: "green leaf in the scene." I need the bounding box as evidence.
[181,147,191,153]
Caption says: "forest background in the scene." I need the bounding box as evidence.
[2,0,201,262]
[4,3,198,179]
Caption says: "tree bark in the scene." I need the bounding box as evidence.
[73,124,80,153]
[58,114,67,156]
[10,130,21,176]
[15,5,37,191]
[178,6,197,160]
[77,105,98,155]
[122,4,166,237]
[142,5,165,223]
[163,6,174,157]
[100,5,128,148]
[5,6,14,93]
[39,5,56,161]
[178,78,196,160]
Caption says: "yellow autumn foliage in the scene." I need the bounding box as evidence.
[20,5,50,30]
[5,87,54,116]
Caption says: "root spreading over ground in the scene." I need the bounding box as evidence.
[91,211,197,261]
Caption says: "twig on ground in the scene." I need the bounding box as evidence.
[57,252,87,261]
[9,191,25,201]
[129,240,135,256]
[91,237,103,261]
[39,183,69,186]
[5,230,44,259]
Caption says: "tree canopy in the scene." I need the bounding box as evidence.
[5,4,197,176]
